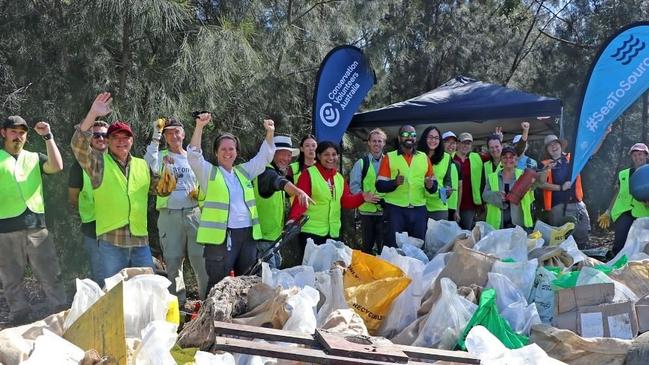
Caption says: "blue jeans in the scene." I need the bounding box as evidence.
[98,240,155,280]
[83,235,103,286]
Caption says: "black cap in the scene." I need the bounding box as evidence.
[163,118,183,131]
[2,116,28,130]
[502,146,517,156]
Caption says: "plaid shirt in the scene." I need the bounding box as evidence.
[71,126,159,247]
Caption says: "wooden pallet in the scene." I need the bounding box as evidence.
[213,321,480,364]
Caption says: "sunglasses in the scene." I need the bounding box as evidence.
[92,132,107,139]
[400,131,417,138]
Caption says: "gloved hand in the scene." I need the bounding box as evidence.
[597,210,611,230]
[152,118,166,141]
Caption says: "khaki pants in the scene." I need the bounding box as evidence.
[158,207,208,302]
[0,228,66,318]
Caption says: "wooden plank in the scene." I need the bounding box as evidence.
[315,329,409,364]
[213,321,317,346]
[385,344,480,364]
[63,281,127,365]
[214,336,407,365]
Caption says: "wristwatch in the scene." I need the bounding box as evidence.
[42,133,53,141]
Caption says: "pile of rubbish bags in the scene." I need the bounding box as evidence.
[4,218,649,364]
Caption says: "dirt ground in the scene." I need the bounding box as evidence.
[0,230,616,331]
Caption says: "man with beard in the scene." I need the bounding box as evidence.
[376,125,437,246]
[253,135,311,268]
[68,120,109,285]
[0,116,66,325]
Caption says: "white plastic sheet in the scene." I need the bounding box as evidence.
[262,263,315,289]
[134,321,178,365]
[491,259,538,300]
[302,239,352,271]
[424,219,468,258]
[315,268,348,326]
[473,226,528,262]
[120,274,175,338]
[63,278,104,330]
[21,329,85,365]
[608,217,649,264]
[412,278,478,349]
[194,351,235,365]
[378,247,426,338]
[486,273,541,335]
[466,325,567,365]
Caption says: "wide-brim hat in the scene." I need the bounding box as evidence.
[273,135,298,156]
[543,134,568,150]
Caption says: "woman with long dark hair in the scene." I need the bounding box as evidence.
[417,126,454,221]
[288,141,379,259]
[289,134,317,183]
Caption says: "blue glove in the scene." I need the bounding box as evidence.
[439,186,448,204]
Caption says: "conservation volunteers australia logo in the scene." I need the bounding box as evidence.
[320,61,362,127]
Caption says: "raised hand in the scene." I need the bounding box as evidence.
[495,126,503,141]
[425,176,435,189]
[195,112,211,128]
[34,121,51,136]
[561,181,572,191]
[89,92,112,118]
[521,121,530,131]
[263,118,275,133]
[395,170,404,186]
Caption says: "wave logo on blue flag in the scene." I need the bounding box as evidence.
[313,45,376,143]
[571,22,649,181]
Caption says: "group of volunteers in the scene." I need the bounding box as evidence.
[2,90,648,326]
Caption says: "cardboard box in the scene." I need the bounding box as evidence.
[551,311,578,333]
[554,283,615,315]
[578,301,638,339]
[636,296,649,333]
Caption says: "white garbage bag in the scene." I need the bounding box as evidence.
[490,259,538,300]
[63,278,104,330]
[302,238,352,272]
[400,243,429,264]
[395,231,425,249]
[608,217,649,264]
[466,325,567,365]
[262,263,315,289]
[421,252,450,290]
[412,278,478,349]
[486,273,541,335]
[315,268,348,326]
[558,236,588,266]
[378,247,426,338]
[20,329,85,365]
[194,351,235,365]
[424,219,468,258]
[474,227,529,262]
[121,274,175,338]
[134,320,178,365]
[282,286,320,334]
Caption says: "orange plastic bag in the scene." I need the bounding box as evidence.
[343,250,411,334]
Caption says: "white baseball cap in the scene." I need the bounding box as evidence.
[442,131,457,140]
[273,136,299,156]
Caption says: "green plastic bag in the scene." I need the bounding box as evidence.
[457,288,528,350]
[551,255,628,289]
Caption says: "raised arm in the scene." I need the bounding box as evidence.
[240,119,276,178]
[34,121,63,174]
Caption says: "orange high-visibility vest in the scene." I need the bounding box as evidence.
[541,153,583,211]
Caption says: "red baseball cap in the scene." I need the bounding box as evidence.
[107,121,133,137]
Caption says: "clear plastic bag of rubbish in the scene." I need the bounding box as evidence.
[529,267,557,323]
[466,325,567,365]
[378,247,426,338]
[282,286,320,334]
[262,263,316,289]
[473,221,495,241]
[194,351,235,365]
[413,278,478,349]
[400,243,429,264]
[491,259,538,300]
[63,278,104,330]
[473,226,528,262]
[121,274,175,338]
[303,238,352,271]
[21,329,85,365]
[534,220,575,246]
[424,219,468,258]
[134,320,178,365]
[576,267,638,302]
[395,231,424,249]
[421,252,450,290]
[486,273,541,335]
[315,268,348,326]
[558,236,588,266]
[608,217,649,264]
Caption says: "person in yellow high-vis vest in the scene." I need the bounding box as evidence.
[442,131,463,223]
[602,143,649,256]
[376,125,438,247]
[144,117,209,305]
[68,120,108,285]
[288,134,317,185]
[189,113,302,296]
[0,115,66,325]
[482,146,535,230]
[289,141,379,260]
[253,135,311,269]
[350,128,387,254]
[418,126,456,221]
[71,93,159,282]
